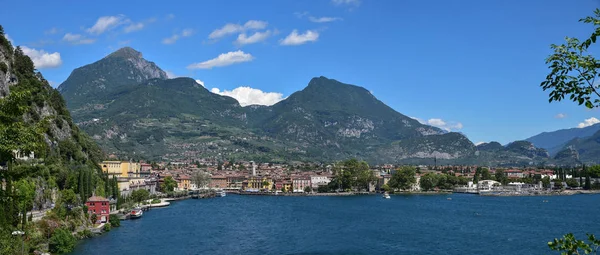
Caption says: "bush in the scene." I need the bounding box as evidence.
[0,62,7,74]
[76,229,93,239]
[49,228,76,254]
[109,214,120,227]
[103,223,111,232]
[151,199,161,204]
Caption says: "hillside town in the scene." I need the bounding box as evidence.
[98,159,600,198]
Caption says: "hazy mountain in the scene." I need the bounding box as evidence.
[525,123,600,155]
[560,130,600,165]
[58,47,557,165]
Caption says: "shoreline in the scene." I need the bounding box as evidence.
[478,189,600,197]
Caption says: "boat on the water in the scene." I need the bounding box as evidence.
[383,192,391,199]
[217,190,226,197]
[130,207,143,219]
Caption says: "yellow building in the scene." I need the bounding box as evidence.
[99,161,141,178]
[177,175,191,190]
[247,176,272,191]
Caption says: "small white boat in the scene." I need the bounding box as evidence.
[130,207,143,219]
[218,190,226,197]
[383,192,391,199]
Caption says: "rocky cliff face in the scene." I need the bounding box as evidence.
[0,36,17,98]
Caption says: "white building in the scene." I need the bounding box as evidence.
[310,175,331,189]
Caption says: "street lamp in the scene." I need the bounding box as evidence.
[11,230,25,255]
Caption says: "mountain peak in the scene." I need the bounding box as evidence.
[106,47,142,59]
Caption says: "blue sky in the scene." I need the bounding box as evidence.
[1,0,600,145]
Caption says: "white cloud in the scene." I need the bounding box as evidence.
[555,113,567,119]
[165,71,178,78]
[332,0,361,6]
[162,28,194,44]
[181,28,194,37]
[309,16,342,23]
[162,34,179,44]
[211,86,284,106]
[123,18,156,33]
[280,30,319,45]
[166,14,175,20]
[187,50,254,69]
[45,27,59,35]
[87,15,125,35]
[208,20,268,40]
[21,46,62,69]
[62,33,96,45]
[124,22,144,33]
[410,116,425,124]
[426,118,463,132]
[244,20,268,30]
[294,12,309,18]
[577,117,600,128]
[195,79,204,87]
[411,117,463,132]
[235,30,271,45]
[5,34,13,45]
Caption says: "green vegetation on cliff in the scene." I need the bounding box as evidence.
[0,25,114,254]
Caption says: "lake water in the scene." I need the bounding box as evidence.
[70,193,600,255]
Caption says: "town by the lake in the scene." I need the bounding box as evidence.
[3,1,600,255]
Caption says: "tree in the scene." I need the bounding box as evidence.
[542,176,551,189]
[481,168,492,180]
[494,169,508,185]
[192,171,210,189]
[381,184,391,192]
[90,214,97,224]
[161,176,177,192]
[473,169,480,184]
[131,189,150,204]
[15,178,35,228]
[109,214,121,227]
[388,166,416,191]
[541,9,600,109]
[548,233,600,255]
[304,186,312,193]
[420,173,438,191]
[331,159,376,191]
[566,178,579,188]
[49,228,76,254]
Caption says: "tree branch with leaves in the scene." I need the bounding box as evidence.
[541,9,600,108]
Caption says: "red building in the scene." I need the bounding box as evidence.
[86,196,110,223]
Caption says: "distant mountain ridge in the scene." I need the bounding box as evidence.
[58,47,568,165]
[525,123,600,155]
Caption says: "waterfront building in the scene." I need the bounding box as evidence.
[504,169,524,179]
[177,175,191,190]
[86,196,110,224]
[293,176,311,192]
[117,177,157,197]
[310,175,331,189]
[246,176,273,191]
[226,175,245,190]
[210,175,227,189]
[99,161,141,178]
